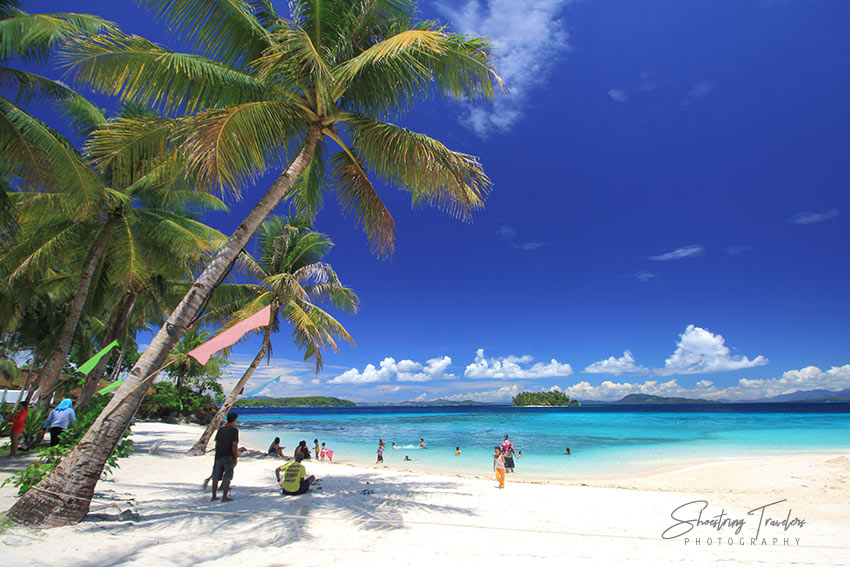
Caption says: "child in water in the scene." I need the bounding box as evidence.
[564,447,571,455]
[455,446,461,456]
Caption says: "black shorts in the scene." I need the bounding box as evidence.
[213,456,235,482]
[282,479,310,495]
[504,456,515,468]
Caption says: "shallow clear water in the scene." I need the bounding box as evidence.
[235,404,850,480]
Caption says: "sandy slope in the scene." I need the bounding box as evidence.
[1,422,848,567]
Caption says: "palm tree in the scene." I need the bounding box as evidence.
[188,217,357,455]
[9,0,498,526]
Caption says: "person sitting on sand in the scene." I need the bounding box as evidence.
[268,437,284,457]
[276,453,319,496]
[295,440,311,459]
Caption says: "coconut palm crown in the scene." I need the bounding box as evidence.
[62,0,499,256]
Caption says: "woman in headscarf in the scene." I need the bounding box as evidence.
[43,398,77,446]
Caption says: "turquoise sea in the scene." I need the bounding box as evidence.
[236,404,850,480]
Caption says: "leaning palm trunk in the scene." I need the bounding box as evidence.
[8,130,320,527]
[76,292,137,408]
[36,219,116,410]
[187,305,277,456]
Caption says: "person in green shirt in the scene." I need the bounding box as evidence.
[275,453,318,495]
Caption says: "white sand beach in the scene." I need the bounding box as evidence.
[2,422,848,567]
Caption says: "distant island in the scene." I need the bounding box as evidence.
[611,394,718,405]
[581,394,719,405]
[512,391,580,407]
[358,399,498,407]
[234,396,356,408]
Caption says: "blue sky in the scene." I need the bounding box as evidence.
[22,0,850,402]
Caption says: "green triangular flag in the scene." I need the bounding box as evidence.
[98,379,123,395]
[78,340,120,375]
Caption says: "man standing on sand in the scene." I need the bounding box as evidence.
[211,412,239,502]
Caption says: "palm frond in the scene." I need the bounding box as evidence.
[177,100,307,192]
[328,149,395,256]
[345,113,491,220]
[283,139,326,221]
[84,114,180,189]
[60,32,270,115]
[137,0,273,68]
[0,11,114,63]
[0,96,104,206]
[334,24,498,116]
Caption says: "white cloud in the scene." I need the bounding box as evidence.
[437,0,573,136]
[658,325,768,376]
[607,88,627,102]
[328,356,456,384]
[649,244,705,261]
[564,378,694,401]
[584,350,648,376]
[789,209,839,225]
[497,225,547,251]
[464,349,573,379]
[328,357,398,384]
[444,383,521,403]
[685,80,714,102]
[563,363,850,402]
[726,245,751,255]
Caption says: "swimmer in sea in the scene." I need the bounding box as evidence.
[420,438,426,449]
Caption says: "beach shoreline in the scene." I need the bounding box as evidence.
[2,422,848,566]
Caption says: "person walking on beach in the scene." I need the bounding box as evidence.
[493,446,506,488]
[211,412,239,502]
[377,439,385,463]
[43,398,76,446]
[9,402,29,456]
[314,438,320,459]
[500,434,516,473]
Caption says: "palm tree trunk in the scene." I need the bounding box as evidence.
[8,129,320,527]
[36,218,117,410]
[13,363,34,412]
[76,292,136,408]
[187,306,276,456]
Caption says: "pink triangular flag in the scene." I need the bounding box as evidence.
[188,305,271,365]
